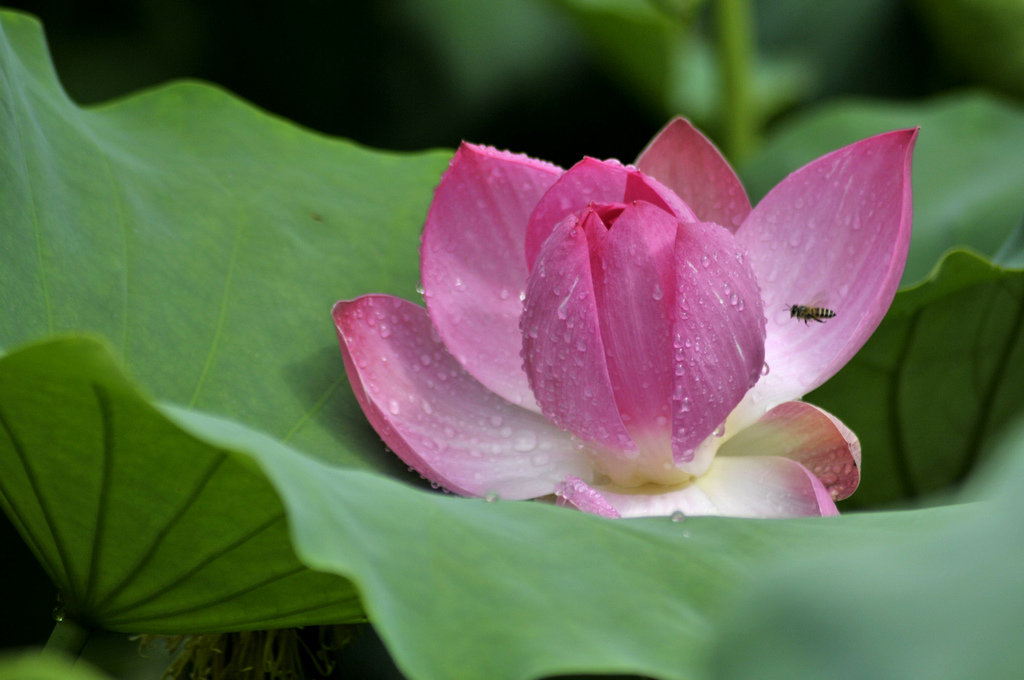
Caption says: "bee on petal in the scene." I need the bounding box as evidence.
[788,304,836,324]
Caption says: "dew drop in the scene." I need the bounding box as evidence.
[713,422,726,437]
[388,399,400,415]
[513,431,538,452]
[700,253,710,268]
[499,288,510,300]
[415,281,425,295]
[670,510,686,523]
[761,361,770,376]
[490,414,503,427]
[485,491,500,503]
[652,283,664,301]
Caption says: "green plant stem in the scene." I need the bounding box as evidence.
[715,0,756,162]
[44,618,91,660]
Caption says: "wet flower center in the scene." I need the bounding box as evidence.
[586,434,692,487]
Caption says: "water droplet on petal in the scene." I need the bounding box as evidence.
[415,281,425,295]
[513,431,538,452]
[485,491,500,503]
[388,399,400,415]
[499,288,510,300]
[761,361,770,376]
[670,510,686,523]
[652,283,664,301]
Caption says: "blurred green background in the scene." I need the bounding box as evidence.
[6,0,1012,167]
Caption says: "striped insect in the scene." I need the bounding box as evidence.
[788,304,836,324]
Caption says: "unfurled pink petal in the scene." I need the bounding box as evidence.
[524,158,698,270]
[717,401,860,501]
[671,222,766,462]
[694,456,838,517]
[554,476,621,518]
[333,295,590,499]
[422,143,562,412]
[520,211,636,454]
[736,129,917,413]
[636,117,752,230]
[588,201,678,442]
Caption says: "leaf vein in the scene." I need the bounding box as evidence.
[0,46,52,333]
[283,376,346,443]
[0,405,77,592]
[107,564,310,627]
[98,511,287,619]
[189,207,246,408]
[955,283,1024,483]
[889,311,921,498]
[92,452,229,611]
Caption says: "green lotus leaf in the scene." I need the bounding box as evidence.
[0,10,450,473]
[0,337,362,633]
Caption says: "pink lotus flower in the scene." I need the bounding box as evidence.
[333,119,916,518]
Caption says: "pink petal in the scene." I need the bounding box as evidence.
[636,117,752,230]
[736,129,918,411]
[421,142,562,412]
[717,401,861,501]
[671,222,766,462]
[524,157,698,270]
[554,476,621,518]
[520,211,636,454]
[694,456,839,517]
[333,295,591,500]
[588,201,678,443]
